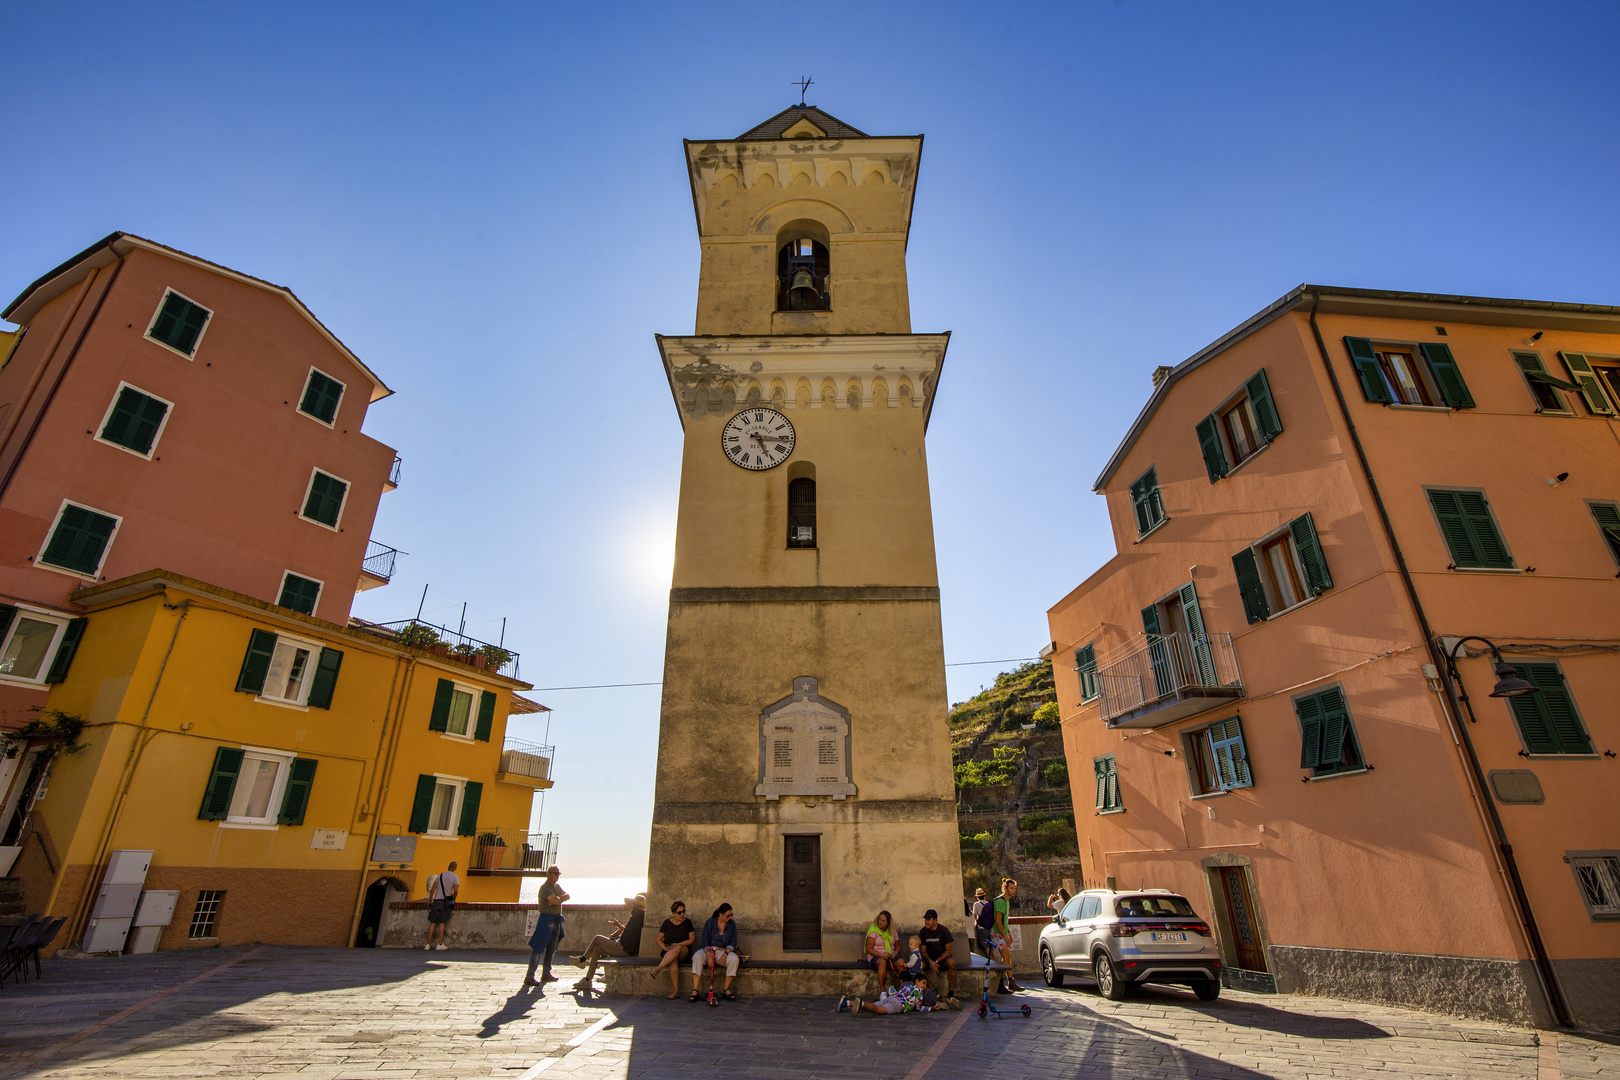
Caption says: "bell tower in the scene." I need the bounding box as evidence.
[647,104,961,961]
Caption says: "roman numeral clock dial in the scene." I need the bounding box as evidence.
[721,408,795,470]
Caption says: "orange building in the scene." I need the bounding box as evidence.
[0,233,400,730]
[1044,285,1620,1027]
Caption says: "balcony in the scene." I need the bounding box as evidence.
[1097,631,1243,728]
[468,828,559,876]
[358,541,403,591]
[385,454,402,491]
[497,738,554,789]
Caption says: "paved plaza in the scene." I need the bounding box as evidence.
[0,947,1614,1080]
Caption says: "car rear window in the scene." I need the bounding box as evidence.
[1114,895,1197,918]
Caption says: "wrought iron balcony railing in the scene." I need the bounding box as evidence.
[359,619,519,678]
[469,828,559,876]
[362,540,402,582]
[387,455,402,489]
[1097,631,1243,728]
[497,739,554,788]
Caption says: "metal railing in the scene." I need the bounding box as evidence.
[388,455,402,488]
[1097,631,1242,724]
[360,619,519,678]
[363,541,402,581]
[471,828,559,873]
[499,739,554,782]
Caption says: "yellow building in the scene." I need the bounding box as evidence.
[20,570,549,952]
[647,104,963,961]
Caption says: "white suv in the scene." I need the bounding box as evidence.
[1038,889,1222,1001]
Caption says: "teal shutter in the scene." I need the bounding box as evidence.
[1418,343,1474,408]
[150,292,210,355]
[1590,502,1620,564]
[1208,718,1251,789]
[44,618,88,684]
[303,472,348,527]
[1179,582,1216,685]
[1075,644,1098,702]
[429,679,454,732]
[457,781,483,836]
[1104,758,1119,810]
[300,370,345,424]
[101,387,168,454]
[1508,663,1593,755]
[43,505,117,575]
[1429,489,1512,569]
[277,757,318,825]
[1195,414,1229,483]
[1296,693,1325,768]
[1245,369,1282,441]
[474,690,496,742]
[1343,337,1393,404]
[1559,353,1617,416]
[408,774,438,833]
[1232,548,1269,623]
[278,574,321,614]
[1458,491,1511,568]
[1129,469,1163,535]
[1093,757,1108,809]
[307,648,343,709]
[1316,688,1350,767]
[236,629,278,693]
[1289,513,1333,595]
[198,747,245,820]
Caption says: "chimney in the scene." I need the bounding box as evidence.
[1151,365,1174,389]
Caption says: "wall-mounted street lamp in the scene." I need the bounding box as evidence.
[1446,636,1539,699]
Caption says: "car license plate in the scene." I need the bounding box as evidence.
[1150,931,1187,943]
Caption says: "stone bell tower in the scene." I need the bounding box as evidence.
[645,104,961,962]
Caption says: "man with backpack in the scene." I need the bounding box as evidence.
[424,861,459,950]
[970,887,993,956]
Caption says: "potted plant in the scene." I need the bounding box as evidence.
[477,832,506,870]
[477,645,513,672]
[397,623,443,651]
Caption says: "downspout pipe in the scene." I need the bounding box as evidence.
[1305,294,1572,1028]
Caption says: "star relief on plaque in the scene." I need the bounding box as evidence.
[756,677,855,800]
[722,408,795,470]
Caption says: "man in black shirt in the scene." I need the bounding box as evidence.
[917,909,959,1001]
[574,893,646,990]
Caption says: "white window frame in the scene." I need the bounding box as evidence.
[255,632,323,710]
[220,745,295,829]
[94,381,175,460]
[35,499,123,582]
[297,366,347,428]
[1568,852,1620,921]
[144,287,213,360]
[0,605,73,688]
[440,680,481,742]
[299,467,351,532]
[425,774,468,837]
[277,570,325,615]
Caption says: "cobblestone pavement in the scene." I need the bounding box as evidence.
[0,947,1615,1080]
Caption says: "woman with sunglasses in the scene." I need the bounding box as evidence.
[653,900,695,999]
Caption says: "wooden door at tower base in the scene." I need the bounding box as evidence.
[1214,865,1267,972]
[782,835,822,951]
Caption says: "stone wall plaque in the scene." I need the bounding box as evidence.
[371,834,418,863]
[1488,769,1545,805]
[755,676,856,800]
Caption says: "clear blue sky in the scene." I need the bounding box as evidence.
[4,2,1616,876]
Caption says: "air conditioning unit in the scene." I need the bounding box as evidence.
[794,527,813,541]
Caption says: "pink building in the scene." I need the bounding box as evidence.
[0,234,400,728]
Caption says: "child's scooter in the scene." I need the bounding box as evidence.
[976,978,1032,1019]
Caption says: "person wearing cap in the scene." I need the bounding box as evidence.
[574,892,647,990]
[917,910,960,1002]
[969,887,993,956]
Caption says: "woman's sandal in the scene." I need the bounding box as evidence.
[688,991,701,1002]
[666,991,680,1000]
[721,989,736,1001]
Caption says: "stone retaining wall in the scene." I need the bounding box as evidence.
[380,900,627,952]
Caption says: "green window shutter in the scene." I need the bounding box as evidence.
[236,629,278,693]
[1232,547,1269,623]
[1195,414,1229,483]
[1105,757,1119,810]
[1315,688,1351,767]
[300,370,345,424]
[1419,343,1474,409]
[43,504,117,576]
[1430,489,1511,568]
[198,747,245,820]
[303,472,347,527]
[1296,693,1324,768]
[1559,353,1617,416]
[1209,718,1252,789]
[408,774,438,833]
[1428,489,1479,566]
[307,648,343,710]
[150,292,210,355]
[44,618,88,684]
[429,678,454,732]
[1289,513,1334,595]
[278,574,321,614]
[0,604,16,642]
[1178,582,1216,685]
[1093,757,1109,809]
[1141,606,1161,637]
[1129,469,1163,534]
[1245,369,1282,441]
[457,780,483,836]
[1075,644,1098,702]
[1508,663,1593,755]
[1343,337,1394,404]
[1590,502,1620,565]
[102,387,168,453]
[474,690,496,742]
[277,757,318,825]
[1457,491,1512,568]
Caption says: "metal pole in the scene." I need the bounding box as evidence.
[499,618,506,647]
[459,603,467,636]
[415,584,428,621]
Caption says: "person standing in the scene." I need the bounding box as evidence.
[970,887,993,956]
[652,901,695,999]
[523,865,569,987]
[424,861,459,951]
[992,877,1024,993]
[573,893,647,990]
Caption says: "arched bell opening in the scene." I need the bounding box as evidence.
[775,220,831,312]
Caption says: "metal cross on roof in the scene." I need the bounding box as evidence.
[793,76,813,105]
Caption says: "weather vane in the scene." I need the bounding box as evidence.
[793,76,813,105]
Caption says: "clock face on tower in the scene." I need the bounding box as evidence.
[721,408,796,470]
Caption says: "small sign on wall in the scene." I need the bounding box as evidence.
[311,829,348,850]
[1007,925,1024,951]
[525,910,539,939]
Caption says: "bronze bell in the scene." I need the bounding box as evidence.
[789,269,818,308]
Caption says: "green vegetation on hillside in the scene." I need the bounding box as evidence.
[953,746,1023,788]
[948,660,1056,747]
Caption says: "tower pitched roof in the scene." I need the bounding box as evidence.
[737,104,868,140]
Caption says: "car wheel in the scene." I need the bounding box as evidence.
[1192,979,1221,1001]
[1041,947,1064,988]
[1094,953,1129,1001]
